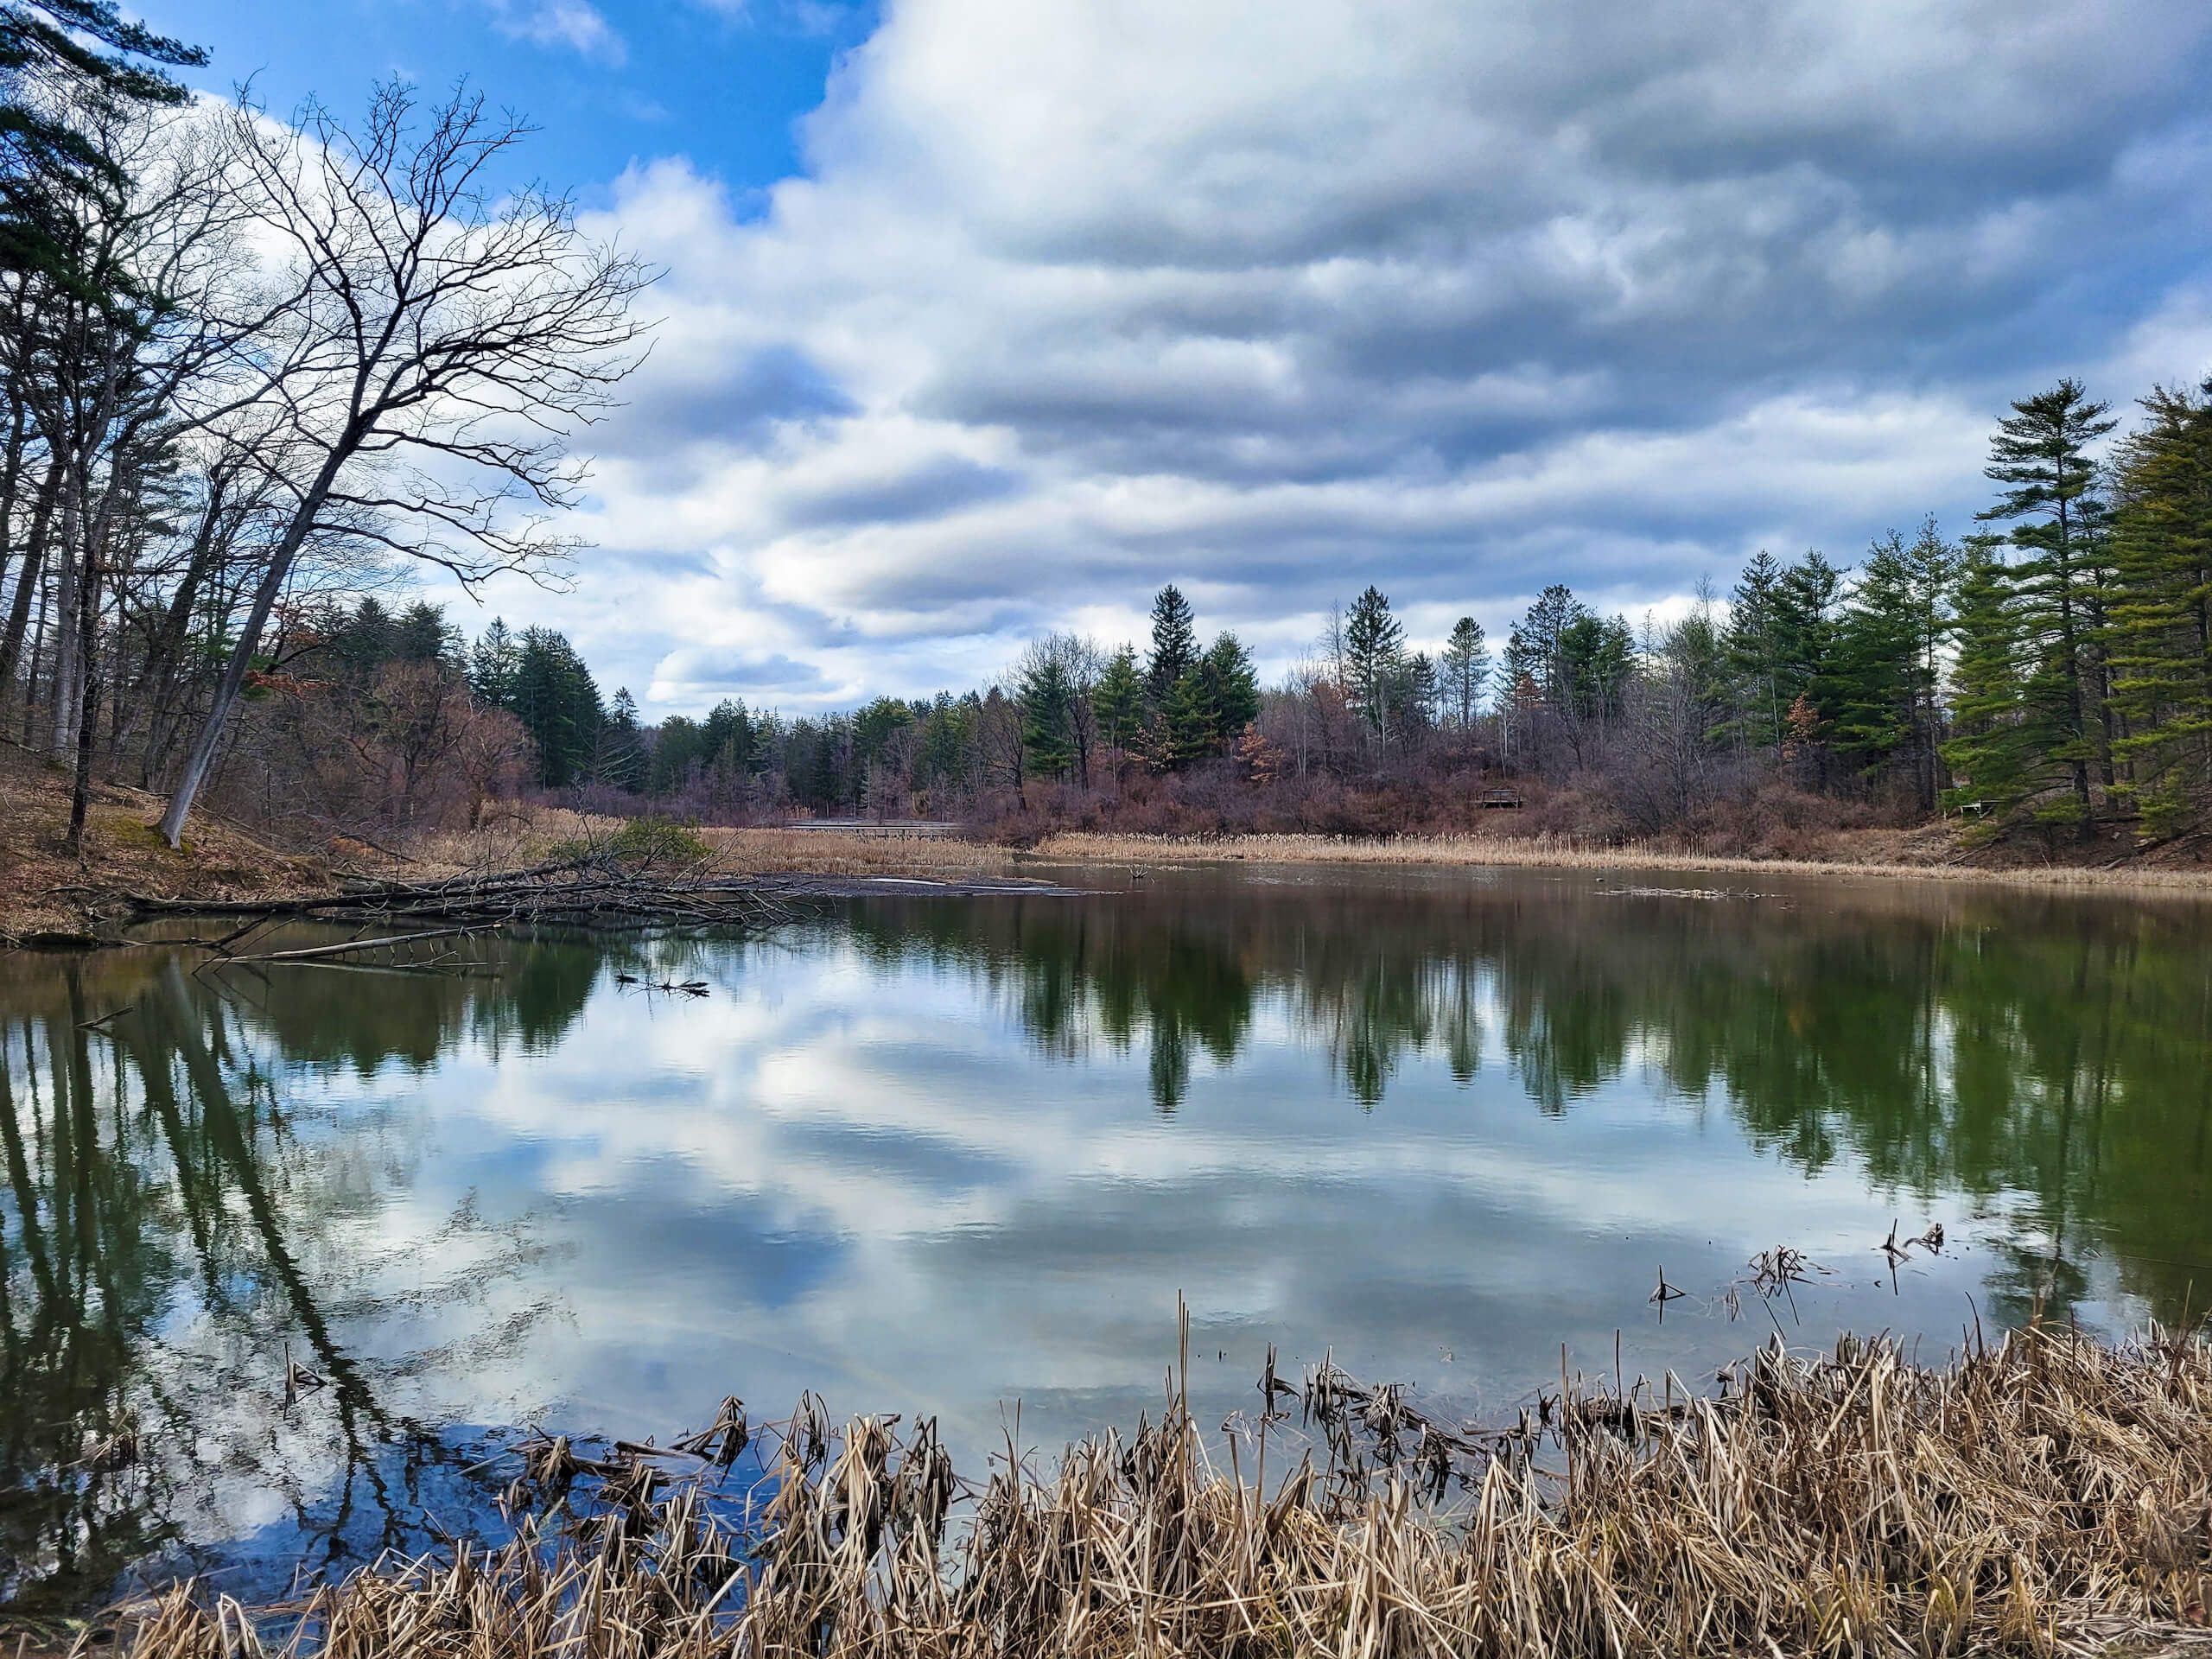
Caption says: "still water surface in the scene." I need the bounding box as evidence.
[3,863,2209,1605]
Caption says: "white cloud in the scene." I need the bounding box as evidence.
[445,0,2212,713]
[484,0,626,63]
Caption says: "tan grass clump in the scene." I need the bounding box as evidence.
[111,1323,2212,1658]
[404,815,1018,883]
[698,827,1019,880]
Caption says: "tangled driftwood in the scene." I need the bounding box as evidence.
[124,849,795,939]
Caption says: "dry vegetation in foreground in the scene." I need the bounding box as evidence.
[1030,829,2212,896]
[103,1322,2212,1659]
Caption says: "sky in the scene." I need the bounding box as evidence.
[149,0,2212,717]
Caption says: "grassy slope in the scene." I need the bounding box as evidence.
[0,746,334,944]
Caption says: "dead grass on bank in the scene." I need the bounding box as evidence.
[0,747,331,945]
[1031,830,2212,898]
[701,827,1019,880]
[402,817,1020,882]
[109,1322,2212,1659]
[416,817,2212,902]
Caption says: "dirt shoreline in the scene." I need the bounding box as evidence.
[9,748,2211,949]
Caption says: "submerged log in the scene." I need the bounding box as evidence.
[230,925,476,964]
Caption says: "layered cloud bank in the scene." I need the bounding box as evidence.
[526,0,2212,713]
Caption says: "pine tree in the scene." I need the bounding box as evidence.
[600,688,645,791]
[1518,583,1583,714]
[1018,650,1078,780]
[1774,550,1847,751]
[335,597,397,679]
[393,600,457,664]
[2107,380,2212,836]
[512,627,603,787]
[1091,644,1145,763]
[1942,533,2052,830]
[1557,612,1632,720]
[1833,531,1921,771]
[469,619,521,709]
[1144,584,1198,710]
[1724,551,1789,754]
[0,2,206,285]
[1198,632,1260,749]
[1440,616,1488,727]
[1497,626,1541,764]
[1160,668,1217,768]
[1978,378,2118,837]
[1659,588,1728,721]
[1834,520,1962,810]
[1902,518,1961,809]
[1343,585,1406,746]
[702,697,757,776]
[1402,651,1440,730]
[852,696,913,780]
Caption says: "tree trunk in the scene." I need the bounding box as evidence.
[66,666,99,855]
[46,460,82,758]
[0,399,26,595]
[66,480,120,855]
[158,452,346,847]
[64,544,103,854]
[117,475,228,769]
[0,456,61,694]
[20,557,48,746]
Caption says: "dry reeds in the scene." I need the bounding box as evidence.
[286,805,2212,906]
[107,1321,2212,1658]
[406,817,1021,884]
[699,828,1020,880]
[1030,830,2212,898]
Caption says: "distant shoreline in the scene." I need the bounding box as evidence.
[12,742,2212,952]
[1017,830,2212,899]
[683,823,2212,901]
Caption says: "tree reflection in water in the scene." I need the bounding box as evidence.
[3,880,2209,1611]
[0,938,596,1611]
[841,877,2212,1322]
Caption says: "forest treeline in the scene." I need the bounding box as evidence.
[3,7,2209,855]
[509,374,2212,855]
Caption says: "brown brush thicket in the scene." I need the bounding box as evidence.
[111,1322,2212,1659]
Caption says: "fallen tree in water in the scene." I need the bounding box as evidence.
[107,1319,2212,1658]
[123,847,798,934]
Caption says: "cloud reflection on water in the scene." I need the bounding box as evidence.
[2,867,2204,1605]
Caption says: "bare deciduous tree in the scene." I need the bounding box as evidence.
[158,81,654,846]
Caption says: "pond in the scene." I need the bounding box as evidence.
[3,861,2209,1608]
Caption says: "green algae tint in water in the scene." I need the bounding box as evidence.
[3,863,2209,1607]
